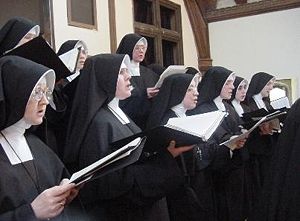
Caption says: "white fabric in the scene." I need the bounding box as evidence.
[171,103,187,118]
[253,93,267,110]
[214,96,226,111]
[74,40,88,52]
[67,70,80,82]
[130,61,140,76]
[33,70,56,110]
[108,98,130,124]
[136,37,148,47]
[232,99,244,117]
[0,119,33,165]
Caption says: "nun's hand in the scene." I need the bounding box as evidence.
[60,179,80,205]
[167,140,193,158]
[147,87,159,98]
[234,138,247,149]
[31,183,75,220]
[259,121,273,135]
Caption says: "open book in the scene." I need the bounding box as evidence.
[271,96,291,109]
[58,47,80,73]
[154,65,186,88]
[4,36,72,82]
[220,110,287,149]
[112,111,226,153]
[68,137,146,186]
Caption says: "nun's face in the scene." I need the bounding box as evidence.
[132,43,147,63]
[220,78,235,100]
[235,81,248,102]
[261,78,275,98]
[24,83,50,125]
[17,33,37,47]
[115,68,132,100]
[182,80,199,110]
[76,48,88,70]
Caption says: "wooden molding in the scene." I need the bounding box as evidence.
[41,0,55,48]
[108,0,117,53]
[198,58,213,73]
[183,0,212,71]
[206,0,300,23]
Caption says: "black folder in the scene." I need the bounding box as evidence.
[69,136,146,185]
[242,108,288,129]
[4,36,71,82]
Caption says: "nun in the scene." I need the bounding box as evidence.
[57,40,88,84]
[0,16,39,55]
[116,33,159,130]
[228,76,250,117]
[63,53,192,221]
[0,56,83,221]
[242,72,278,220]
[254,98,300,221]
[147,73,220,221]
[45,40,89,157]
[188,66,248,221]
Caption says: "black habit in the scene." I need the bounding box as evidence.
[255,98,300,221]
[0,17,38,55]
[243,72,277,220]
[147,73,218,221]
[0,56,85,221]
[63,54,183,221]
[116,33,159,130]
[188,66,248,221]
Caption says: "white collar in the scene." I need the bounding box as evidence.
[171,103,187,118]
[67,70,80,82]
[0,119,33,165]
[108,98,130,124]
[130,61,140,76]
[232,99,244,117]
[213,96,226,111]
[253,93,267,110]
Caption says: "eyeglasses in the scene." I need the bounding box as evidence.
[31,87,53,102]
[133,46,147,52]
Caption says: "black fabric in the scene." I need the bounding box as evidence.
[146,73,193,129]
[0,55,49,130]
[0,134,86,221]
[57,40,80,55]
[187,66,248,221]
[64,54,123,166]
[116,33,159,130]
[246,72,274,104]
[160,111,217,221]
[0,17,37,55]
[195,66,232,106]
[185,67,199,75]
[147,63,166,76]
[115,33,143,60]
[229,76,244,102]
[119,65,159,130]
[254,98,300,221]
[63,53,183,220]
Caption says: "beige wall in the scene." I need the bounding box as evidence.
[52,0,111,55]
[52,0,198,68]
[209,8,300,101]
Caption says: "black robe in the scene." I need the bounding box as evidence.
[254,98,300,221]
[78,107,183,221]
[120,65,159,130]
[190,101,248,221]
[0,134,83,221]
[244,97,279,221]
[163,110,218,221]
